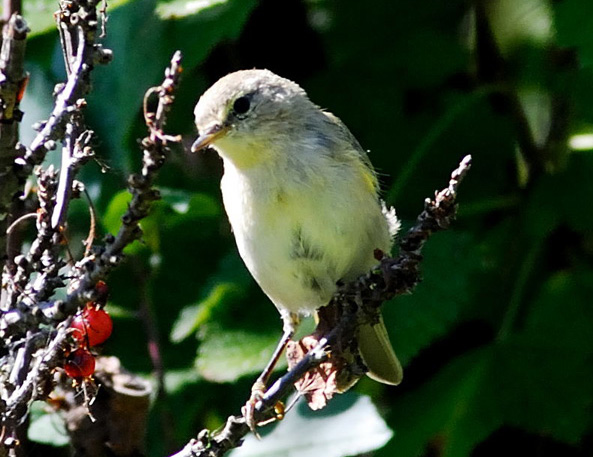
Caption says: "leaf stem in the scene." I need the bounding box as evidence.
[496,235,544,341]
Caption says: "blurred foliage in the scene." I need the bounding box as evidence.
[12,0,593,455]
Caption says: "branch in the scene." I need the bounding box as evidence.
[19,0,111,175]
[0,14,28,265]
[0,52,183,449]
[1,0,109,326]
[0,51,183,338]
[171,155,473,457]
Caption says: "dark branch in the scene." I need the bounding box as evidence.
[0,14,28,266]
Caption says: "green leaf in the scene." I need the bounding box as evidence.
[195,326,281,382]
[522,270,593,350]
[16,0,56,37]
[379,348,500,457]
[485,0,553,56]
[230,393,393,457]
[186,192,221,218]
[87,0,168,173]
[103,190,132,234]
[27,402,69,447]
[164,368,200,394]
[159,187,194,214]
[171,282,244,343]
[161,0,258,69]
[391,27,468,88]
[495,336,593,443]
[6,0,131,37]
[381,270,593,457]
[158,188,219,216]
[102,189,220,256]
[384,230,475,365]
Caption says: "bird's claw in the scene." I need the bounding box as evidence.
[242,381,266,437]
[242,382,286,438]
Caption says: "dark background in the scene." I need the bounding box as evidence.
[16,0,593,455]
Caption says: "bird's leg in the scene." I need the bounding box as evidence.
[243,311,300,433]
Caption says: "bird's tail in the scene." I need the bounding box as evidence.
[357,314,403,385]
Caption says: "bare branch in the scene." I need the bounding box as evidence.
[16,0,111,176]
[1,0,110,320]
[0,14,28,265]
[0,51,183,452]
[0,51,183,337]
[2,0,21,22]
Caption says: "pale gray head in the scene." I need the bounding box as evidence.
[192,69,322,168]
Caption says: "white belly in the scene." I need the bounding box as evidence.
[220,158,392,315]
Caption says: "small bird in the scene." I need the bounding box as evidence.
[192,70,402,407]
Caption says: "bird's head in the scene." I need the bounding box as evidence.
[192,69,314,168]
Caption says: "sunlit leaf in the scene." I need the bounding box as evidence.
[102,190,132,234]
[171,282,244,342]
[27,402,69,447]
[195,326,281,382]
[231,393,393,457]
[156,0,226,19]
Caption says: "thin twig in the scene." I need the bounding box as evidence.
[59,50,183,316]
[133,259,177,450]
[0,0,112,443]
[5,212,36,237]
[82,186,97,257]
[2,0,21,22]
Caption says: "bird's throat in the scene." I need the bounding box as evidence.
[213,137,274,171]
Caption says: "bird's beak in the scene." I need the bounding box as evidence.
[191,124,227,152]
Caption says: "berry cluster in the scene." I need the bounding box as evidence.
[64,281,113,380]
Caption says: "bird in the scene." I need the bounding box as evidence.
[191,69,402,416]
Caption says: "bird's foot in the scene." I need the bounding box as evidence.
[242,381,286,438]
[242,381,265,438]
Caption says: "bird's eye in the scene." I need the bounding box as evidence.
[232,96,251,116]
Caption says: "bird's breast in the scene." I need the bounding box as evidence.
[220,155,391,315]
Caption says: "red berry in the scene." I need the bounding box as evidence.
[70,305,113,347]
[64,348,95,379]
[70,315,87,343]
